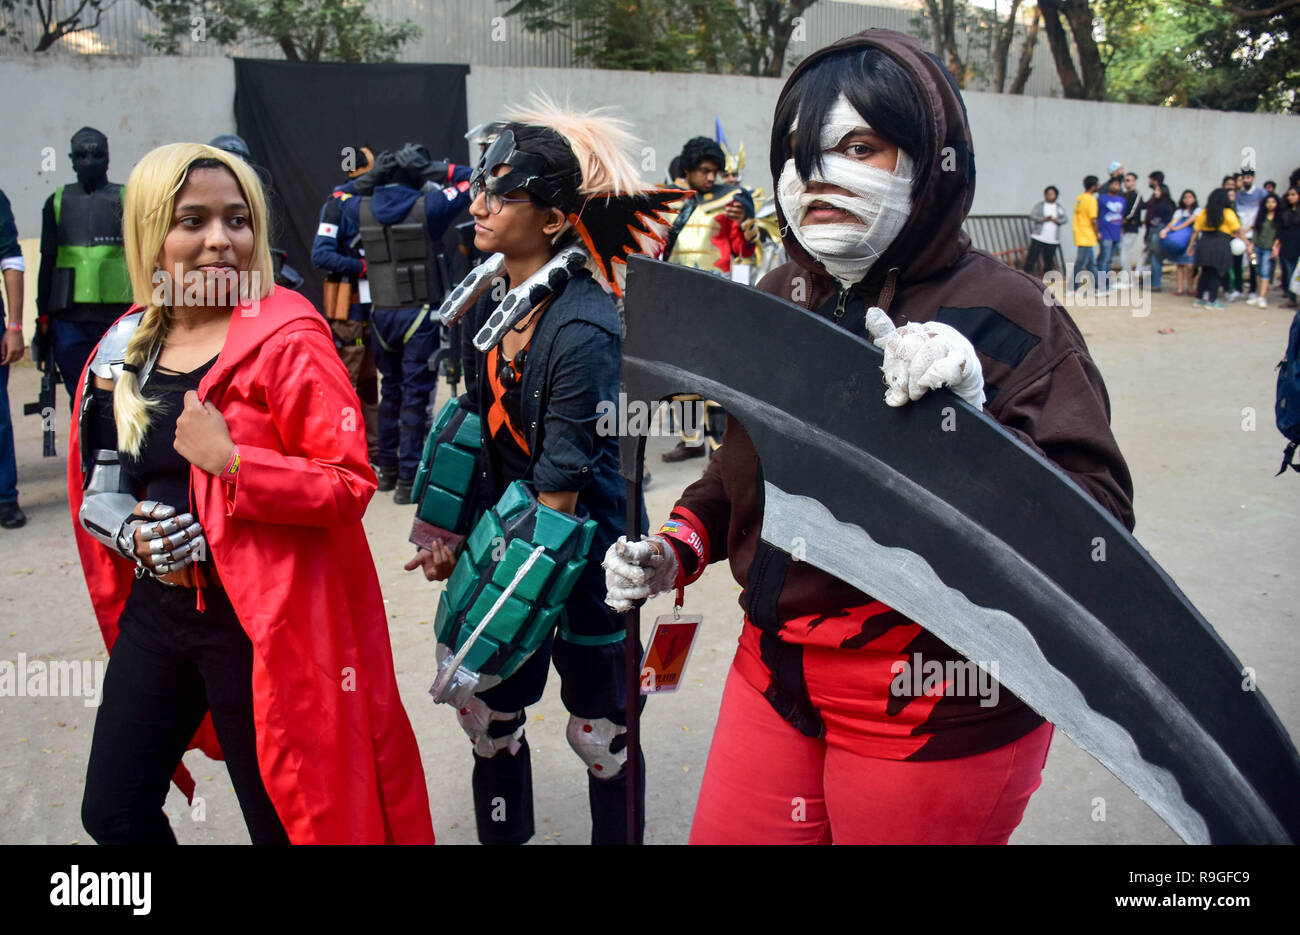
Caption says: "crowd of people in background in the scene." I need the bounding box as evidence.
[1026,162,1300,311]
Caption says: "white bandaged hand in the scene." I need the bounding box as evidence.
[602,535,680,613]
[865,307,986,408]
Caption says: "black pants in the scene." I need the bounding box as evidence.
[82,576,289,844]
[1024,239,1058,277]
[1197,267,1223,303]
[470,565,645,845]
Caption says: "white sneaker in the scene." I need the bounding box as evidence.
[1259,297,1268,308]
[1246,295,1260,306]
[1227,291,1244,302]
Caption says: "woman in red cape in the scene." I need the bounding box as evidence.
[68,142,433,844]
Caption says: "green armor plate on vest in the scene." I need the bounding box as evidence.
[56,244,132,304]
[436,480,598,682]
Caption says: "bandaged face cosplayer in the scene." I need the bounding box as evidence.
[771,49,930,288]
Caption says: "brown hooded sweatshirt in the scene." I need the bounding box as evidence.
[665,29,1135,760]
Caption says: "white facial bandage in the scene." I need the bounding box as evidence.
[779,94,914,287]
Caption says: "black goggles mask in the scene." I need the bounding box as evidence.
[469,129,576,215]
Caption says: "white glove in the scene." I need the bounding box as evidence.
[865,306,985,408]
[602,535,680,612]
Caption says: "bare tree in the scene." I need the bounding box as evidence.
[922,0,969,86]
[992,0,1023,92]
[1038,0,1107,99]
[1008,4,1040,94]
[0,0,119,52]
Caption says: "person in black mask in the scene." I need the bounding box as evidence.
[36,128,133,399]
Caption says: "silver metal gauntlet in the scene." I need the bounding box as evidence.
[78,449,145,560]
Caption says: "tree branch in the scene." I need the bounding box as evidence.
[1009,5,1040,95]
[1172,0,1299,17]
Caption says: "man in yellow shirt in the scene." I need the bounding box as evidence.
[1073,175,1100,290]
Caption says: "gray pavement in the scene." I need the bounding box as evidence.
[1,289,1296,845]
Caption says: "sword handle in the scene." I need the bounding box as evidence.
[624,433,648,845]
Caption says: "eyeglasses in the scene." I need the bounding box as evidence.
[470,177,533,215]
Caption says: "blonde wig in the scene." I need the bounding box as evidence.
[115,142,274,455]
[505,93,645,197]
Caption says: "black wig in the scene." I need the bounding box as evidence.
[770,46,931,193]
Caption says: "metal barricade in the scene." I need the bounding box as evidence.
[963,214,1064,274]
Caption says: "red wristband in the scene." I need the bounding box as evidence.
[657,509,710,587]
[221,446,240,484]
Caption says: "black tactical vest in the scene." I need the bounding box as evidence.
[358,194,434,309]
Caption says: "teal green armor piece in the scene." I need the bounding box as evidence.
[409,397,483,551]
[429,480,597,703]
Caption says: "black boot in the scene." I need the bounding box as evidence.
[394,480,414,505]
[471,737,535,845]
[588,749,646,845]
[0,500,26,530]
[374,464,397,492]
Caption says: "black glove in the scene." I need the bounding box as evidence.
[30,320,50,371]
[352,151,398,196]
[423,160,451,183]
[394,143,433,174]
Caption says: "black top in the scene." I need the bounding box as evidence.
[486,343,532,490]
[124,356,218,515]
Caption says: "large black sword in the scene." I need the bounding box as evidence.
[617,255,1300,845]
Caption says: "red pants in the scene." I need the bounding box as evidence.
[690,665,1054,844]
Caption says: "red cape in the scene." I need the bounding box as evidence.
[67,288,435,844]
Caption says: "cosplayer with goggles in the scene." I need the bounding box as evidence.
[605,30,1134,844]
[405,99,681,845]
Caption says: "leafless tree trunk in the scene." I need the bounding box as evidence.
[1059,0,1106,99]
[992,0,1024,93]
[1037,0,1085,98]
[1008,5,1040,95]
[922,0,968,88]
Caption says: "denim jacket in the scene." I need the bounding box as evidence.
[459,268,638,557]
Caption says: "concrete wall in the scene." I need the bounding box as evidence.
[4,55,1297,338]
[0,57,236,340]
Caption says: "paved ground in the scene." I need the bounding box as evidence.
[1,288,1296,845]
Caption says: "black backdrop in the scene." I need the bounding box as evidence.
[233,59,471,311]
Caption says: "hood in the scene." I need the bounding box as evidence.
[369,182,423,224]
[770,29,976,293]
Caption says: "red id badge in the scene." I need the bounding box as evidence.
[639,614,702,694]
